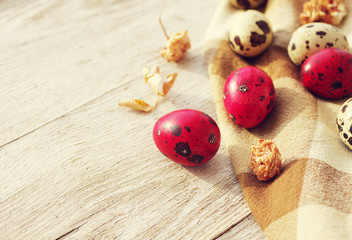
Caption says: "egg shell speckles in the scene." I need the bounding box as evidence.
[288,22,349,67]
[228,10,273,57]
[228,0,266,9]
[301,48,352,99]
[223,66,275,128]
[336,98,352,150]
[153,109,221,166]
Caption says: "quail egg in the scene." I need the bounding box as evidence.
[228,10,273,57]
[228,0,266,9]
[288,22,349,67]
[337,98,352,150]
[301,48,352,99]
[153,109,221,166]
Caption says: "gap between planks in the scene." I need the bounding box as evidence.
[212,212,251,240]
[55,223,86,240]
[0,48,204,151]
[0,81,126,150]
[53,213,255,240]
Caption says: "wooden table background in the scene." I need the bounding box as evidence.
[0,0,266,239]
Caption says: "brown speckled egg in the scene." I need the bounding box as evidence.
[337,98,352,150]
[288,23,349,67]
[228,10,273,57]
[228,0,266,9]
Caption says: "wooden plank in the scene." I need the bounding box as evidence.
[0,59,254,238]
[216,214,267,240]
[0,0,266,238]
[0,0,215,146]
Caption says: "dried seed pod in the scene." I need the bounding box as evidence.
[249,139,282,181]
[300,0,347,26]
[161,30,191,62]
[159,16,191,62]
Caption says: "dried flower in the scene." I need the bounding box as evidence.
[300,0,347,26]
[118,64,177,112]
[159,16,191,62]
[249,139,282,181]
[161,31,191,62]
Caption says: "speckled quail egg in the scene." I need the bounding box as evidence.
[153,109,221,166]
[288,22,349,67]
[228,0,266,9]
[228,10,273,57]
[337,98,352,150]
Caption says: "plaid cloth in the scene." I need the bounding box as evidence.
[205,0,352,239]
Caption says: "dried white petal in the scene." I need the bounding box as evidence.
[118,98,157,112]
[160,73,177,97]
[119,65,177,112]
[144,64,162,95]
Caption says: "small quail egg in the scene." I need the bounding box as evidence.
[228,0,266,9]
[337,98,352,150]
[228,10,273,57]
[288,22,349,67]
[153,109,221,166]
[301,48,352,99]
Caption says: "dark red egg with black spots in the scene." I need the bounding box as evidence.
[223,66,275,128]
[153,109,221,166]
[301,48,352,99]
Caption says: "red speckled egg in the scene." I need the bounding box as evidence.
[153,109,221,166]
[223,66,275,128]
[301,48,352,99]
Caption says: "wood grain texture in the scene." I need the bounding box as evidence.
[0,0,265,239]
[216,214,268,240]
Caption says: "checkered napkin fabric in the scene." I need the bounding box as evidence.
[205,0,352,239]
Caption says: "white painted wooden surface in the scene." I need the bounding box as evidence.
[0,0,265,239]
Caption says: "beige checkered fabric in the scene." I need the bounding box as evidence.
[205,0,352,239]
